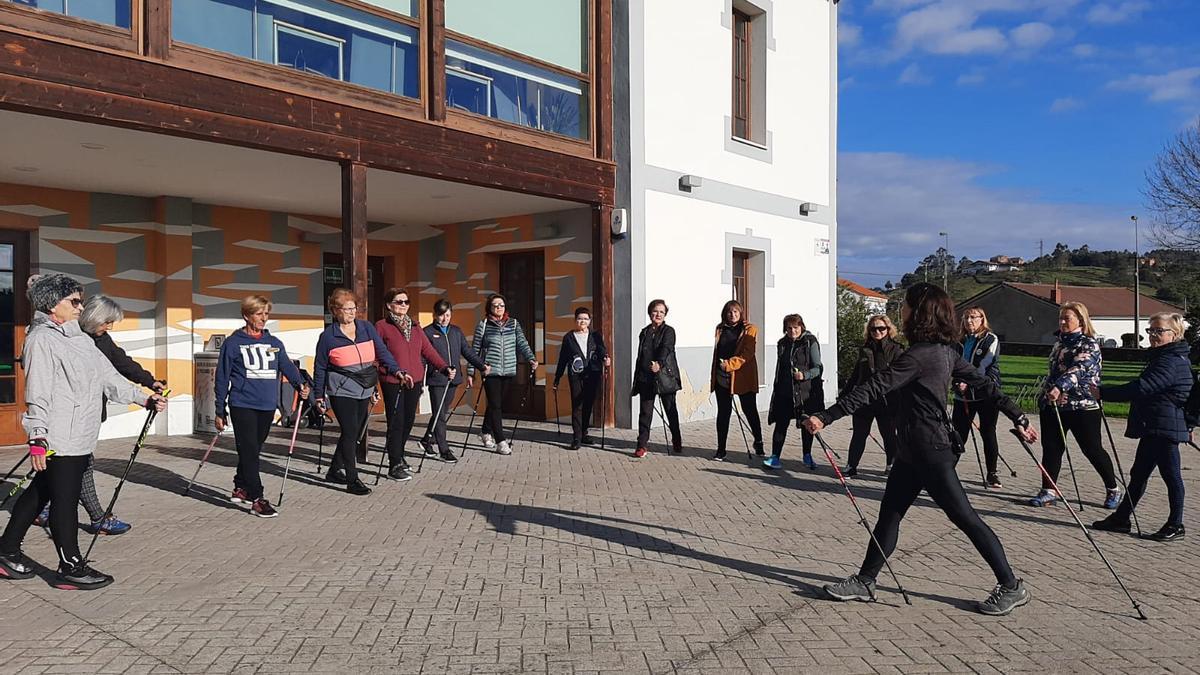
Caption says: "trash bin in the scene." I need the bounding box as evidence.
[193,351,220,433]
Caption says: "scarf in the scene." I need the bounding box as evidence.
[389,312,413,340]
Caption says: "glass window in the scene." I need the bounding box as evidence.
[445,0,587,73]
[0,245,11,271]
[7,0,132,28]
[731,9,751,140]
[446,39,588,139]
[174,0,419,99]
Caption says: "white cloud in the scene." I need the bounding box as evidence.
[894,4,1009,56]
[837,152,1129,276]
[840,23,863,48]
[1010,22,1054,49]
[1086,1,1150,24]
[898,63,933,85]
[1108,67,1200,103]
[1049,97,1083,113]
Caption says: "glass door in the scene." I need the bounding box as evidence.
[0,230,29,446]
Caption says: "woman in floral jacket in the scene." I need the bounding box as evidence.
[1029,302,1121,509]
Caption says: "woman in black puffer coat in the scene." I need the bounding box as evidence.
[764,314,823,470]
[1092,312,1193,542]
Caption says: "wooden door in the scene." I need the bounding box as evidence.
[0,231,29,445]
[498,252,544,418]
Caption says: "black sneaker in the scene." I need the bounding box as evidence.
[0,550,35,580]
[568,442,581,450]
[347,480,372,496]
[977,579,1030,616]
[672,440,683,454]
[753,441,765,456]
[1145,523,1185,542]
[986,474,1003,489]
[439,450,459,464]
[422,442,438,459]
[1092,515,1132,534]
[251,498,279,519]
[843,466,858,478]
[824,574,876,602]
[55,562,114,590]
[388,465,413,482]
[712,450,727,462]
[324,468,348,485]
[582,435,596,446]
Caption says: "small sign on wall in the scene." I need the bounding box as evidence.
[324,266,343,284]
[815,238,831,255]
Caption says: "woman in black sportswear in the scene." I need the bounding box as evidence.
[804,283,1039,616]
[553,307,610,450]
[842,315,903,475]
[952,306,1004,488]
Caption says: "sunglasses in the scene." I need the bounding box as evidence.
[390,299,410,306]
[68,298,84,308]
[870,326,888,333]
[1146,328,1173,336]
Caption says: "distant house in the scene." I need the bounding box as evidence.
[963,261,1000,275]
[960,281,1186,346]
[838,278,889,314]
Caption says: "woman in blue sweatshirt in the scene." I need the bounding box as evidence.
[214,295,309,518]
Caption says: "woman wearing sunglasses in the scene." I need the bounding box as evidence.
[842,315,903,476]
[471,294,537,455]
[376,288,450,481]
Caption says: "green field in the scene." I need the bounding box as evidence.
[998,354,1145,418]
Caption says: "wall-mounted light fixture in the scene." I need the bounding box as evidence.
[800,202,818,215]
[679,174,703,190]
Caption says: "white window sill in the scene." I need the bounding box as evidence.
[730,135,768,151]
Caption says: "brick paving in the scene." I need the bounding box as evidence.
[1,409,1198,674]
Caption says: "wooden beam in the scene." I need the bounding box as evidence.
[0,31,615,204]
[594,0,614,161]
[593,205,615,427]
[341,162,369,319]
[426,0,446,121]
[144,0,170,59]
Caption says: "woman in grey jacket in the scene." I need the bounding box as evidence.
[471,294,537,455]
[0,275,165,590]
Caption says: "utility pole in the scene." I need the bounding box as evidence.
[939,231,950,290]
[1132,215,1140,348]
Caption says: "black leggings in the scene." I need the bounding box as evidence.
[715,385,762,452]
[425,383,458,454]
[860,458,1016,587]
[568,372,600,442]
[1116,435,1186,526]
[382,381,423,467]
[847,406,898,469]
[771,410,815,457]
[329,395,371,484]
[230,406,275,500]
[482,376,512,443]
[636,386,682,448]
[952,397,1001,475]
[1,453,90,566]
[1038,406,1117,491]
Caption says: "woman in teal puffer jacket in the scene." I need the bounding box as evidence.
[471,294,537,455]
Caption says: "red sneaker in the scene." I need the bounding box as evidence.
[230,487,251,505]
[251,499,279,518]
[634,447,647,458]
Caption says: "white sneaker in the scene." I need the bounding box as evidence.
[482,433,497,449]
[497,440,512,455]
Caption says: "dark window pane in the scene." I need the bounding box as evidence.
[277,23,343,79]
[0,245,11,271]
[0,273,11,323]
[0,378,13,404]
[0,325,11,366]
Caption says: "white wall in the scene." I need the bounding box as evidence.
[640,0,833,205]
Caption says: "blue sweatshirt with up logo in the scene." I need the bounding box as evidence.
[214,328,306,418]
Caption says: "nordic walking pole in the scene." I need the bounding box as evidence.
[1099,401,1142,536]
[277,394,305,506]
[87,390,169,561]
[1009,428,1147,620]
[508,367,535,451]
[1,452,54,510]
[371,387,393,486]
[974,416,1018,477]
[1051,404,1085,511]
[460,375,486,459]
[552,384,562,443]
[807,418,911,605]
[0,451,30,489]
[962,400,987,487]
[731,396,754,464]
[317,410,326,473]
[417,381,452,474]
[184,428,226,496]
[654,401,670,447]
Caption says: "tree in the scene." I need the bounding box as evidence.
[1147,119,1200,248]
[836,286,870,389]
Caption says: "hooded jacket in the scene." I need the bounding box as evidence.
[214,327,306,418]
[767,332,823,425]
[1102,340,1193,442]
[21,312,148,456]
[470,315,535,378]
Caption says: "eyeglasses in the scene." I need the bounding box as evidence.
[337,307,358,313]
[870,326,888,333]
[68,298,83,308]
[1146,328,1174,336]
[390,300,410,306]
[491,303,505,308]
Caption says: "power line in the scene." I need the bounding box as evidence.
[838,270,908,277]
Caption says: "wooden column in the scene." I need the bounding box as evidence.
[341,161,368,318]
[594,0,613,160]
[594,206,615,427]
[144,0,171,59]
[425,0,446,121]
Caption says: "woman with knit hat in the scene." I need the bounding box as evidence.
[0,275,166,590]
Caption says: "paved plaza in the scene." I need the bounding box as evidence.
[1,410,1198,674]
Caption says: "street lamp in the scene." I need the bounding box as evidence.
[939,231,949,290]
[1132,215,1140,348]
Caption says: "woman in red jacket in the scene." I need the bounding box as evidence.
[376,288,450,481]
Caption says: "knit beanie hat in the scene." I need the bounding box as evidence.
[27,273,84,313]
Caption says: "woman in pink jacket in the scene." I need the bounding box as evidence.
[376,288,450,481]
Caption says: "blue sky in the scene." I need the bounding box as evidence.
[837,0,1200,287]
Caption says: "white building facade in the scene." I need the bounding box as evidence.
[613,0,839,426]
